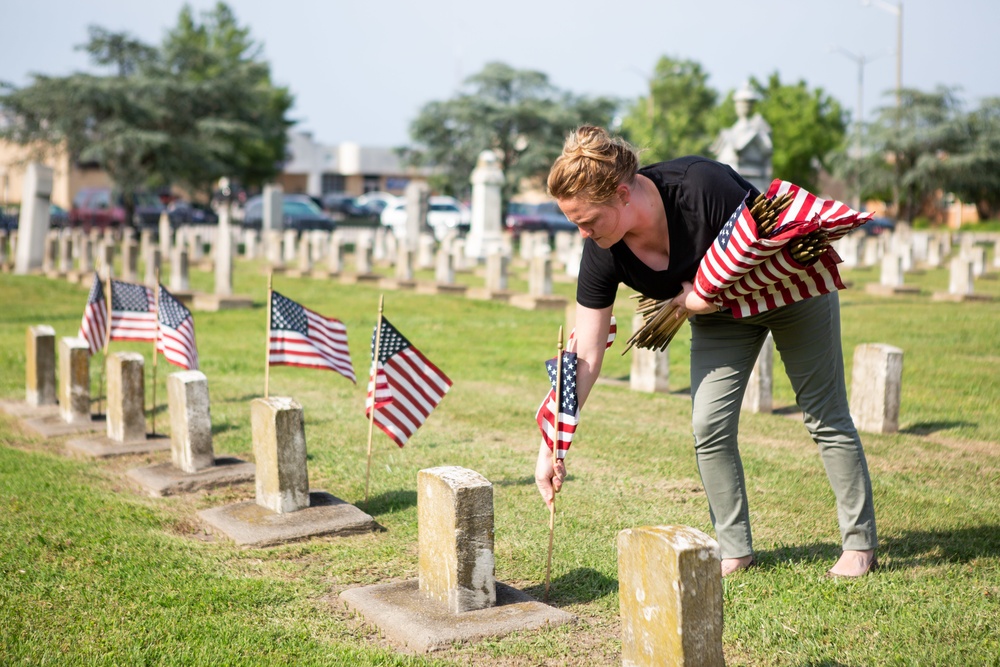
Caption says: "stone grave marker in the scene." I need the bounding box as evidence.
[25,325,56,407]
[340,466,573,653]
[13,163,53,275]
[742,332,773,413]
[849,343,903,433]
[12,337,103,434]
[618,525,724,667]
[629,315,669,393]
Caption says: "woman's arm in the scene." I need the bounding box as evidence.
[534,303,613,508]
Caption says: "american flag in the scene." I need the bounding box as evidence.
[109,279,158,342]
[694,179,872,318]
[365,317,452,447]
[79,272,108,355]
[157,285,199,370]
[536,351,578,459]
[269,291,356,383]
[535,317,615,458]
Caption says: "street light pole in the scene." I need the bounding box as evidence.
[832,47,881,211]
[864,0,903,216]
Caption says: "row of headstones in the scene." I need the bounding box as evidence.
[20,324,713,663]
[626,315,904,433]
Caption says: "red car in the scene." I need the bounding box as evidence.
[69,187,165,232]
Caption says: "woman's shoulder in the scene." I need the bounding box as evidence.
[640,156,734,188]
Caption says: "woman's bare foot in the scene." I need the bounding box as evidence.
[826,549,877,577]
[721,555,755,577]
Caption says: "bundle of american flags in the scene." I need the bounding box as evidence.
[366,317,452,447]
[536,317,616,459]
[693,179,872,318]
[77,273,199,370]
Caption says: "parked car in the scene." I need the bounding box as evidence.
[380,195,470,241]
[321,192,371,219]
[241,193,336,232]
[504,200,576,239]
[354,191,398,216]
[68,187,165,232]
[864,217,896,236]
[166,200,219,227]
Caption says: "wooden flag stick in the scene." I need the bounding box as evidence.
[545,325,565,602]
[150,269,160,436]
[99,271,112,417]
[264,272,273,398]
[364,294,385,507]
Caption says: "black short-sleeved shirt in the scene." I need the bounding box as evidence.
[576,156,760,309]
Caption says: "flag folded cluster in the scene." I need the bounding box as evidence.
[535,317,616,459]
[366,317,452,448]
[269,290,356,383]
[77,274,199,370]
[694,179,872,318]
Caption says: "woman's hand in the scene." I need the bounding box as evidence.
[534,441,566,509]
[672,280,719,316]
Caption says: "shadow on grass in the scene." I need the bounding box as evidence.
[361,489,417,517]
[522,567,617,606]
[210,422,238,436]
[758,524,1000,571]
[899,420,977,435]
[493,475,535,487]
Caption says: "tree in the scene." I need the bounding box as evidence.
[619,56,719,162]
[941,97,1000,220]
[714,73,847,193]
[0,2,292,226]
[406,62,617,201]
[861,87,965,221]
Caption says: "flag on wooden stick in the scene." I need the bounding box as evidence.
[365,317,451,447]
[109,279,157,342]
[535,317,615,458]
[79,272,108,355]
[157,284,199,370]
[268,290,356,383]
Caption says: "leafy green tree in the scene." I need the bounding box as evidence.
[861,87,964,221]
[406,62,617,201]
[714,73,846,193]
[940,97,1000,220]
[0,2,292,225]
[619,56,719,162]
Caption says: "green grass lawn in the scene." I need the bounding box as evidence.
[1,251,999,666]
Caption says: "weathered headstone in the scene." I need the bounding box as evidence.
[144,247,161,287]
[417,233,436,269]
[742,332,773,413]
[25,325,57,407]
[158,211,172,260]
[434,247,454,285]
[170,248,190,292]
[97,241,115,281]
[57,232,72,275]
[263,184,283,243]
[252,396,309,514]
[528,254,553,296]
[59,337,91,423]
[629,316,669,393]
[327,232,344,274]
[168,370,214,473]
[850,343,903,433]
[282,229,298,264]
[121,239,139,282]
[418,466,495,613]
[949,256,974,295]
[466,150,505,260]
[404,181,430,250]
[107,352,146,442]
[41,232,58,275]
[617,525,724,667]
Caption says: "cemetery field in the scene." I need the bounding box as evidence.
[1,259,999,666]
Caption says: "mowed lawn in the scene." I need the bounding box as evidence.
[1,248,998,666]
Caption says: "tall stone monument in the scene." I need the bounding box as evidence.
[711,82,773,193]
[13,163,53,274]
[465,150,505,260]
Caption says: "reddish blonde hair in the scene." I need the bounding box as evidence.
[547,125,640,204]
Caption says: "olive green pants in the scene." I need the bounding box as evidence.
[689,291,877,559]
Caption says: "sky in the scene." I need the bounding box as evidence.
[3,0,999,149]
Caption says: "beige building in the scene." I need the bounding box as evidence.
[0,139,110,209]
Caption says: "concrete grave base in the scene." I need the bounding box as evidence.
[197,491,376,547]
[127,457,256,497]
[64,271,88,285]
[378,278,417,291]
[167,290,196,308]
[282,269,310,278]
[340,579,575,653]
[340,273,383,285]
[0,399,60,420]
[864,283,922,296]
[19,411,107,438]
[66,432,170,458]
[415,283,468,296]
[509,294,569,311]
[930,291,995,302]
[465,288,513,303]
[191,293,254,311]
[308,268,340,280]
